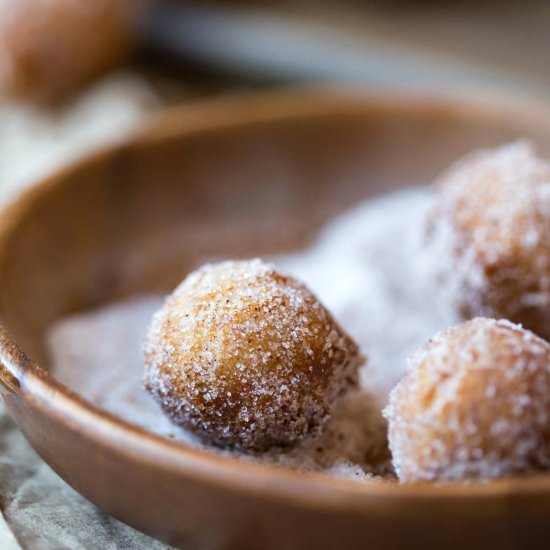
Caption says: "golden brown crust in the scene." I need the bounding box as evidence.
[144,259,362,452]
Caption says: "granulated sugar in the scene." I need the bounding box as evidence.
[47,187,454,480]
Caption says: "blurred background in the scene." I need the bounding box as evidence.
[2,0,550,205]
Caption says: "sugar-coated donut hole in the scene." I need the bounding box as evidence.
[385,318,550,482]
[144,259,361,452]
[0,0,137,101]
[426,142,550,340]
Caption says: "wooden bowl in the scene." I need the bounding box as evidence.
[1,90,550,549]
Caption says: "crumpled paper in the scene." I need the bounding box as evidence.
[0,402,172,550]
[0,73,174,549]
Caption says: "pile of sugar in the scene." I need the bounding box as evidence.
[47,187,457,480]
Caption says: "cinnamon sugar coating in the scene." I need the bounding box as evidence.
[144,259,361,452]
[426,142,550,339]
[385,318,550,482]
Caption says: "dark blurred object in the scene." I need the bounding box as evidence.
[151,0,550,99]
[0,0,144,103]
[142,2,525,96]
[2,0,550,105]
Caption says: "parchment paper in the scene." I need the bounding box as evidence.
[0,402,173,550]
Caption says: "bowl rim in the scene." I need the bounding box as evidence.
[3,87,550,510]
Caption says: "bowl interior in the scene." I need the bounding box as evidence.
[3,91,550,372]
[5,92,550,549]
